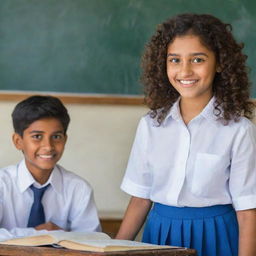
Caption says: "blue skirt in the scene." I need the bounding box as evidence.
[142,203,238,256]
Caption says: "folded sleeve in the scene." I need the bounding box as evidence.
[229,122,256,210]
[121,117,152,199]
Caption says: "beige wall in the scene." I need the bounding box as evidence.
[0,101,147,217]
[1,100,255,217]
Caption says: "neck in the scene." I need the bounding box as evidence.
[34,173,51,185]
[180,95,212,124]
[24,160,53,185]
[30,168,52,185]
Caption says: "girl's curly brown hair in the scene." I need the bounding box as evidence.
[141,13,255,124]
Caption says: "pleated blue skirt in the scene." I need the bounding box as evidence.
[142,203,238,256]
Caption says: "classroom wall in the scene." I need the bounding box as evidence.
[0,100,147,217]
[1,99,256,218]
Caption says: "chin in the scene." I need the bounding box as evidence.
[37,164,56,172]
[180,93,199,99]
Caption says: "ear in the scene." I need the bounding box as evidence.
[12,133,24,150]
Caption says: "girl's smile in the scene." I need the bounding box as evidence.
[178,79,199,87]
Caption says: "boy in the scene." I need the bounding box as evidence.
[0,95,101,238]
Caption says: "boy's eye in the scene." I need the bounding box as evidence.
[192,57,205,63]
[52,134,63,140]
[32,134,42,140]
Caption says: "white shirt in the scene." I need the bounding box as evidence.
[121,97,256,211]
[0,160,101,238]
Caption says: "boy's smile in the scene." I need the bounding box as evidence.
[13,117,67,184]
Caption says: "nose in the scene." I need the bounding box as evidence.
[179,62,193,77]
[41,137,54,151]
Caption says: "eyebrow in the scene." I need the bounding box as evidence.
[29,131,44,134]
[167,52,209,57]
[29,130,64,134]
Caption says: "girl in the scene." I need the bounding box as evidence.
[116,13,256,256]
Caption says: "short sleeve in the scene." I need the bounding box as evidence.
[229,122,256,210]
[121,117,152,199]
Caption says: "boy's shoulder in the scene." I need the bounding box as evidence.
[55,164,92,190]
[0,163,19,190]
[0,163,18,179]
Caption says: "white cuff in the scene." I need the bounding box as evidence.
[232,195,256,210]
[120,177,150,199]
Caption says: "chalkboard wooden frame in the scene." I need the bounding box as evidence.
[0,92,144,105]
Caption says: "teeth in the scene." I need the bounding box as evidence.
[39,155,53,159]
[180,80,196,85]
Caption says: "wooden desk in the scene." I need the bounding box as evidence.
[0,245,196,256]
[100,217,122,238]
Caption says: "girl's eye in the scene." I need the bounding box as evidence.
[169,58,180,64]
[192,57,205,63]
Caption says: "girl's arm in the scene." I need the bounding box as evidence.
[237,208,256,256]
[115,196,152,240]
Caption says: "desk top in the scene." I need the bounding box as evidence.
[0,245,196,256]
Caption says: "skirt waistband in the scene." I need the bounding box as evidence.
[153,203,234,219]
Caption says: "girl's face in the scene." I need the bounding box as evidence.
[166,34,218,104]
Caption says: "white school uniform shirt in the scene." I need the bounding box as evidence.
[0,159,101,238]
[121,97,256,211]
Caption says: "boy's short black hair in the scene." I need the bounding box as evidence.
[12,95,70,136]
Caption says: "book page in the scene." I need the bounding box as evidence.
[0,231,110,247]
[59,238,175,252]
[0,234,55,246]
[62,239,165,247]
[51,231,111,242]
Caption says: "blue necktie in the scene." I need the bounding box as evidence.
[27,184,49,227]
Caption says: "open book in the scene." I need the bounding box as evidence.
[0,231,175,252]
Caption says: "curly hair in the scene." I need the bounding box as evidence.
[141,13,255,124]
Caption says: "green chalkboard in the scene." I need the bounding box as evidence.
[0,0,255,95]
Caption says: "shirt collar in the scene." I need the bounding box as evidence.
[162,98,182,125]
[200,96,219,121]
[17,159,63,195]
[163,96,218,125]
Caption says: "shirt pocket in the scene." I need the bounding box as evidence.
[191,153,229,198]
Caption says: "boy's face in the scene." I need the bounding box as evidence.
[13,117,67,182]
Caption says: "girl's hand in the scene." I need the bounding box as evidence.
[237,208,256,256]
[115,196,152,240]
